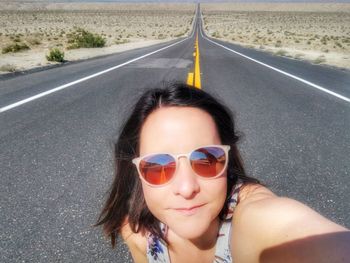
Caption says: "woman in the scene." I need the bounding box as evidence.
[96,82,349,263]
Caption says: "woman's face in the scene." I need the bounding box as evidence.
[139,106,227,240]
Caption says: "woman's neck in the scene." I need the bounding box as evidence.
[168,217,221,251]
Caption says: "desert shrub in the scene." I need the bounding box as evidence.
[67,28,106,49]
[0,64,16,72]
[275,49,287,56]
[313,56,326,64]
[335,42,342,48]
[275,40,282,48]
[115,39,129,45]
[212,31,221,38]
[158,33,166,39]
[27,37,41,45]
[46,48,65,62]
[2,42,30,54]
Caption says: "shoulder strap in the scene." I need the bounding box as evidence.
[224,181,243,220]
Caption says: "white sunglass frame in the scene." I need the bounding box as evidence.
[132,144,231,187]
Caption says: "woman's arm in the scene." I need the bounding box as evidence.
[231,188,349,263]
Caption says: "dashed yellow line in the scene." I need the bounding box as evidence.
[186,72,194,86]
[187,32,201,89]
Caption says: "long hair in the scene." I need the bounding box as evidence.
[95,82,262,247]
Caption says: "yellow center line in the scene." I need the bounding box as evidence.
[187,32,201,89]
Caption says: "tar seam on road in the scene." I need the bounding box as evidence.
[199,14,350,104]
[0,38,191,114]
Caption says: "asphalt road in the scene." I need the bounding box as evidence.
[1,6,349,263]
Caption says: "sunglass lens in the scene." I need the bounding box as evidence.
[139,154,176,185]
[190,146,226,177]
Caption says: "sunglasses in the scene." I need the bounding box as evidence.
[132,145,230,187]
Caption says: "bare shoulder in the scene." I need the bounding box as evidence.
[237,183,277,204]
[232,183,349,263]
[120,219,148,263]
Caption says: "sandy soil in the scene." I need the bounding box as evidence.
[0,2,195,74]
[201,3,350,70]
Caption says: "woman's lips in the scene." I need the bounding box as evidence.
[173,204,205,216]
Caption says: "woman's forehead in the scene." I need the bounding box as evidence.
[139,106,221,154]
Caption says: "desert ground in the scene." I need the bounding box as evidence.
[0,1,195,73]
[201,3,350,70]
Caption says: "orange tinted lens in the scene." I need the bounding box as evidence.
[190,146,226,178]
[139,154,176,185]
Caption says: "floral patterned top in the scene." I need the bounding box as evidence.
[146,181,243,263]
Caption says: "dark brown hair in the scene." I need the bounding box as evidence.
[95,82,262,247]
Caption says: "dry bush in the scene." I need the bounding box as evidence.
[46,48,64,62]
[0,63,16,72]
[2,42,30,54]
[26,37,41,45]
[66,28,106,49]
[313,56,326,64]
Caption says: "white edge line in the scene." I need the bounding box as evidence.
[199,13,350,103]
[0,37,190,113]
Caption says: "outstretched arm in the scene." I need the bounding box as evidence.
[231,190,349,263]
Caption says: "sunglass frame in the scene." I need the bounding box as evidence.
[132,144,231,187]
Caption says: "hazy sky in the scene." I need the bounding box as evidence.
[17,0,350,3]
[61,0,350,2]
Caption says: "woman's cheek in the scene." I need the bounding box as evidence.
[142,184,167,220]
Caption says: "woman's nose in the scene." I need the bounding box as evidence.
[171,157,200,199]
